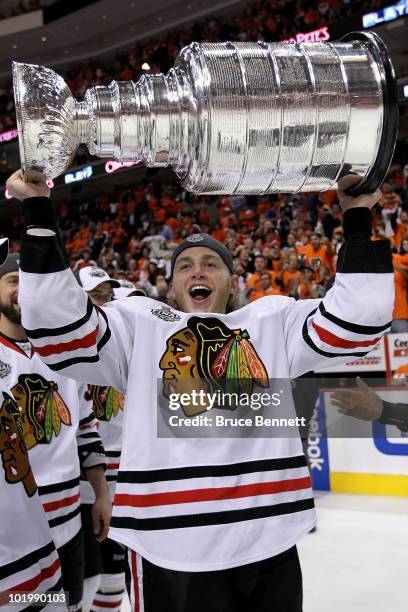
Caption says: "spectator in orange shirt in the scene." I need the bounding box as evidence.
[394,210,408,249]
[392,253,408,333]
[246,255,276,293]
[281,254,301,292]
[248,272,283,303]
[304,233,334,273]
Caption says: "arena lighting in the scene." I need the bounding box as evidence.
[5,179,54,199]
[0,128,18,143]
[281,25,330,43]
[141,62,150,70]
[363,0,408,28]
[64,165,93,184]
[105,160,141,174]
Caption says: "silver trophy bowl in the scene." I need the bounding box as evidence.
[12,31,398,195]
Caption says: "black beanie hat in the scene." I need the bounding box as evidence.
[0,251,19,277]
[170,234,234,278]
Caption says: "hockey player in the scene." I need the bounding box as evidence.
[8,170,394,612]
[0,251,111,611]
[0,238,62,610]
[78,266,127,612]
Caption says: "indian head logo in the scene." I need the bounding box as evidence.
[85,385,124,421]
[159,316,268,415]
[11,374,71,450]
[0,391,37,496]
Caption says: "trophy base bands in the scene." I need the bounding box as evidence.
[5,591,67,607]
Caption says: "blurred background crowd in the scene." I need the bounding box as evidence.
[0,0,407,332]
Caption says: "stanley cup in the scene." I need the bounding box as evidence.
[12,31,398,195]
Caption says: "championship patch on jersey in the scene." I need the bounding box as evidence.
[11,374,72,449]
[151,305,182,322]
[159,316,269,415]
[0,391,37,496]
[0,359,11,379]
[85,384,124,421]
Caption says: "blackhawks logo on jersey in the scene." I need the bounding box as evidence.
[0,391,37,496]
[159,316,269,415]
[85,385,124,421]
[11,374,72,450]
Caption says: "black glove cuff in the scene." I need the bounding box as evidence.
[22,197,56,229]
[343,208,372,240]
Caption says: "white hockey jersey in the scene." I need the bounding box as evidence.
[0,335,102,549]
[0,385,62,609]
[80,384,124,504]
[18,202,394,571]
[19,275,393,571]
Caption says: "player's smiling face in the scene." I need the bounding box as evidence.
[169,247,238,314]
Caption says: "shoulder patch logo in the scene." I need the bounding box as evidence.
[0,359,11,379]
[151,306,181,322]
[85,385,124,421]
[186,234,204,243]
[11,374,72,450]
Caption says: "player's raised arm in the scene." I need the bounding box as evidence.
[282,178,394,378]
[6,170,133,391]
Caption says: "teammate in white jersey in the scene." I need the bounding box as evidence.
[8,170,394,612]
[0,238,62,610]
[0,251,111,611]
[77,266,128,612]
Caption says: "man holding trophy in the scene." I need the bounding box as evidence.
[6,32,397,612]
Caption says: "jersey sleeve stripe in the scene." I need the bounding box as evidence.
[48,505,81,528]
[302,311,371,358]
[79,413,96,427]
[318,302,391,334]
[311,322,381,349]
[32,325,99,357]
[24,298,94,339]
[38,477,79,495]
[5,558,60,594]
[0,542,55,581]
[42,492,80,513]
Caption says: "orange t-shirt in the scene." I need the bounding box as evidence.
[304,245,333,272]
[281,270,301,291]
[246,271,277,290]
[393,254,408,320]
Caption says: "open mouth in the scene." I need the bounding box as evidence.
[189,285,212,303]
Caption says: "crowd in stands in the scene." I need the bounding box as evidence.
[2,0,407,332]
[0,0,390,132]
[8,161,408,331]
